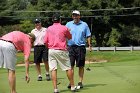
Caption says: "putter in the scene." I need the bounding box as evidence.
[86,51,91,71]
[57,82,61,85]
[86,60,91,71]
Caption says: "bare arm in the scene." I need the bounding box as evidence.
[67,28,72,40]
[87,36,92,52]
[24,56,30,83]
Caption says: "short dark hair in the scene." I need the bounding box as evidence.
[52,13,60,22]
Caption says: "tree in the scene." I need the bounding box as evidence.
[0,0,140,46]
[107,28,121,46]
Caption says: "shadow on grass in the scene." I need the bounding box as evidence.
[83,83,107,89]
[60,83,107,93]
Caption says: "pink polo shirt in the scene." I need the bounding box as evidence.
[44,23,71,50]
[1,31,31,58]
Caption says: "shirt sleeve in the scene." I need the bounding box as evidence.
[85,23,91,37]
[44,29,48,46]
[65,22,69,28]
[65,27,72,40]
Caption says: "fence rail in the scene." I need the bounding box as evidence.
[87,46,140,52]
[30,46,140,52]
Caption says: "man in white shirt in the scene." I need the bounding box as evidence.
[31,18,50,81]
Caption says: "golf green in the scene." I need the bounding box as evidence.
[0,51,140,93]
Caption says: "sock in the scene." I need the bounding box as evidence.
[71,86,76,90]
[54,89,59,92]
[46,72,49,75]
[38,75,41,77]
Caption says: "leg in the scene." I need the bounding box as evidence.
[51,69,59,92]
[2,42,17,93]
[42,46,49,73]
[79,66,84,83]
[71,66,74,74]
[44,61,49,74]
[44,61,51,81]
[67,46,76,89]
[43,46,51,80]
[77,66,84,88]
[77,46,86,88]
[66,69,78,92]
[35,63,42,81]
[8,69,16,93]
[66,69,74,88]
[34,46,43,80]
[35,63,41,75]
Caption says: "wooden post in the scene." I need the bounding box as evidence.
[114,46,116,52]
[97,46,100,51]
[131,46,133,52]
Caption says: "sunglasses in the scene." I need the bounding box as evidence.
[35,21,41,24]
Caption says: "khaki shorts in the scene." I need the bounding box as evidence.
[0,40,17,70]
[48,49,71,71]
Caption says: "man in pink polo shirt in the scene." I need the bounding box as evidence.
[44,13,78,93]
[0,31,35,93]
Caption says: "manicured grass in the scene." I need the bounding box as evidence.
[0,51,140,93]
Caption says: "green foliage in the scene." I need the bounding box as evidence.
[0,25,21,36]
[0,0,9,16]
[19,20,34,33]
[0,0,140,46]
[18,4,39,19]
[120,24,140,45]
[107,28,121,46]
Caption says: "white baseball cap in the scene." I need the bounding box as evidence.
[72,10,80,15]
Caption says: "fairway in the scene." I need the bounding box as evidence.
[0,51,140,93]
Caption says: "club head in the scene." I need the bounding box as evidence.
[57,82,61,85]
[86,68,91,71]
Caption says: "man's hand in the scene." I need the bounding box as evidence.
[25,76,30,83]
[89,45,92,52]
[68,28,71,32]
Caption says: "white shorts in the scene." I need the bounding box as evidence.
[0,40,17,70]
[48,49,71,71]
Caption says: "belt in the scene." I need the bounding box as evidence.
[34,45,45,47]
[0,39,13,44]
[69,45,85,47]
[0,39,16,48]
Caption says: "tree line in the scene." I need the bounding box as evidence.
[0,0,140,46]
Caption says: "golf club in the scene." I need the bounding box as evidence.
[86,61,91,71]
[86,51,91,71]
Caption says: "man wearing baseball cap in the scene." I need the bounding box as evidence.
[66,10,92,89]
[44,13,78,93]
[72,10,80,15]
[31,18,51,81]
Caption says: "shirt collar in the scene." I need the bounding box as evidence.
[53,23,61,25]
[35,27,43,31]
[72,20,82,24]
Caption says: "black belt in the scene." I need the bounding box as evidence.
[0,39,16,48]
[0,39,13,44]
[34,45,45,47]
